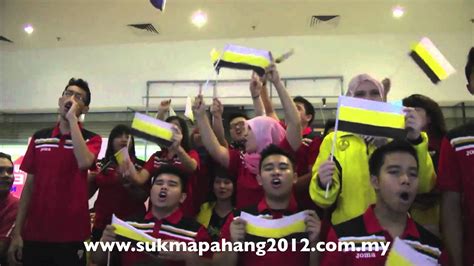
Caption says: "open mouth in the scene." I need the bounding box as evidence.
[158,191,167,200]
[399,192,410,202]
[271,178,282,188]
[64,102,72,112]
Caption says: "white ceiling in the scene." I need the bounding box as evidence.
[0,0,473,50]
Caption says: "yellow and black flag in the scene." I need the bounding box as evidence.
[410,37,455,84]
[336,96,406,139]
[211,44,271,76]
[131,112,174,147]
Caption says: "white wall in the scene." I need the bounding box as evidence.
[1,31,473,112]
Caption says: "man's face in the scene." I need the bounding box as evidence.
[467,72,474,95]
[229,117,248,142]
[150,173,186,210]
[353,81,383,102]
[295,102,312,127]
[0,158,14,195]
[257,154,296,200]
[58,85,89,119]
[371,152,419,214]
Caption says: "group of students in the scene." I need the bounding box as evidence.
[0,47,473,266]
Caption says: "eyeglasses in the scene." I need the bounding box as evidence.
[63,90,86,103]
[0,166,14,175]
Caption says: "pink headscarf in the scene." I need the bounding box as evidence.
[243,116,286,175]
[346,74,384,98]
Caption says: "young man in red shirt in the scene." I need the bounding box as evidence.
[93,165,212,266]
[8,78,102,266]
[0,152,19,265]
[214,145,321,266]
[321,141,444,265]
[438,47,474,266]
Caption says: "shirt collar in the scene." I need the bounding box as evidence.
[363,205,419,238]
[302,127,312,136]
[257,195,298,214]
[145,207,183,225]
[51,122,83,137]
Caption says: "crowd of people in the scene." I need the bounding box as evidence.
[0,47,473,266]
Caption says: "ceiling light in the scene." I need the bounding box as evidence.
[392,6,405,18]
[191,10,207,28]
[24,24,34,34]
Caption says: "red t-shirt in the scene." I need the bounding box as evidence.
[20,124,102,242]
[437,124,474,265]
[120,208,212,266]
[321,205,446,266]
[228,138,296,209]
[219,197,310,266]
[93,160,148,230]
[0,193,19,241]
[143,149,202,217]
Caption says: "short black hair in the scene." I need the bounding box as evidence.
[0,152,13,166]
[152,165,188,193]
[465,47,474,83]
[402,94,446,139]
[64,78,91,106]
[259,144,296,173]
[166,116,191,152]
[323,119,336,137]
[227,112,249,126]
[293,96,315,126]
[369,140,419,177]
[208,165,237,204]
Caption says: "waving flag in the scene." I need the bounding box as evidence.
[112,215,156,243]
[336,96,406,139]
[386,238,438,266]
[410,37,455,84]
[211,44,271,76]
[131,112,174,147]
[240,211,307,239]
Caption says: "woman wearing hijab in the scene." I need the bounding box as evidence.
[193,63,302,208]
[310,73,436,225]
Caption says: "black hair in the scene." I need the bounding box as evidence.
[369,140,419,177]
[64,78,91,106]
[465,47,474,83]
[166,116,190,152]
[0,152,13,166]
[104,124,136,164]
[402,94,447,139]
[259,144,296,173]
[227,112,249,127]
[323,119,336,137]
[207,165,237,205]
[152,165,188,193]
[293,96,315,126]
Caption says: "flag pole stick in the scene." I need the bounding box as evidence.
[326,96,342,198]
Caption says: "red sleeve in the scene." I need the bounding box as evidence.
[87,135,102,159]
[188,149,201,172]
[437,137,462,192]
[227,149,241,178]
[279,121,288,129]
[20,137,36,174]
[143,153,157,176]
[0,198,18,240]
[320,227,345,266]
[308,136,322,167]
[195,226,213,258]
[219,212,235,241]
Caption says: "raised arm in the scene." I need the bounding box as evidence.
[249,72,265,117]
[210,98,229,148]
[266,63,301,151]
[156,99,171,121]
[193,95,230,168]
[260,76,279,121]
